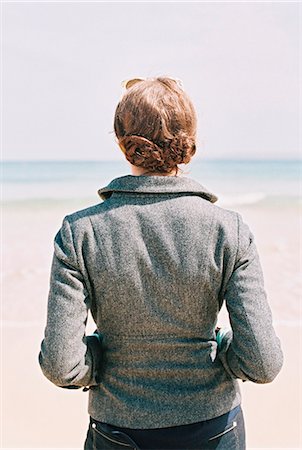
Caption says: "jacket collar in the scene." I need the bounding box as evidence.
[98,175,218,203]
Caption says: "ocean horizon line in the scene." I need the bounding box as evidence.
[2,158,302,164]
[2,159,300,205]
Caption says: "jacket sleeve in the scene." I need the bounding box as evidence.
[217,213,283,384]
[38,216,102,388]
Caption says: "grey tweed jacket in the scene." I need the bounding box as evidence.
[39,174,283,428]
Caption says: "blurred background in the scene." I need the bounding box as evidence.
[1,1,301,449]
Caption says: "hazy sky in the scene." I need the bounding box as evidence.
[2,1,300,161]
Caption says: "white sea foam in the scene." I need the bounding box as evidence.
[217,192,267,207]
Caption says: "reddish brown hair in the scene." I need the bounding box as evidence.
[114,77,197,174]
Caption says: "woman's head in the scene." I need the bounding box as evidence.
[114,77,197,175]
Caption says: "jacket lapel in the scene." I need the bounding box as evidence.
[98,175,218,203]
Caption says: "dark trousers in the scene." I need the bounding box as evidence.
[84,405,246,450]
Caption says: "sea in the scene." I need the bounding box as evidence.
[2,159,301,209]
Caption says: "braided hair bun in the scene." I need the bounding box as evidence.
[119,133,196,174]
[114,77,197,174]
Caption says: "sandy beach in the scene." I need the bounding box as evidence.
[2,200,301,449]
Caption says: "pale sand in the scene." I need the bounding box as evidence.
[1,203,301,448]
